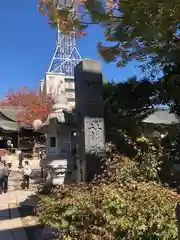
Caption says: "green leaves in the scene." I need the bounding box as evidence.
[37,145,178,239]
[38,180,178,239]
[88,0,180,71]
[39,0,180,73]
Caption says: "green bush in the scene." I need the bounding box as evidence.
[37,148,178,239]
[101,142,162,185]
[38,182,178,239]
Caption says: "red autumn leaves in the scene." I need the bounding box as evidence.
[0,86,52,126]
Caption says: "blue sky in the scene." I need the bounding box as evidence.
[0,0,144,97]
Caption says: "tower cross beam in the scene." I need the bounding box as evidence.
[48,0,81,76]
[48,27,81,76]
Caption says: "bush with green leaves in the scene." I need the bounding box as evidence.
[37,146,178,239]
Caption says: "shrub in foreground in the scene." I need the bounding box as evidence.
[38,182,178,239]
[38,152,179,239]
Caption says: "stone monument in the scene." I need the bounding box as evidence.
[74,59,105,182]
[34,91,76,185]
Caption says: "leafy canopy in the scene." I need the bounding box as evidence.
[39,0,180,71]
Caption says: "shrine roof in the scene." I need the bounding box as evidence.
[0,106,21,122]
[36,110,76,132]
[0,106,21,131]
[0,120,20,131]
[142,109,180,125]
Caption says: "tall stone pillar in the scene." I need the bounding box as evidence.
[74,59,105,182]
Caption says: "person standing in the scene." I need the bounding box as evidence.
[22,160,32,189]
[5,152,12,169]
[3,162,10,193]
[40,151,46,180]
[0,157,6,194]
[18,151,23,168]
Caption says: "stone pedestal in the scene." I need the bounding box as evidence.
[47,159,67,185]
[34,93,75,185]
[42,124,74,185]
[74,59,105,182]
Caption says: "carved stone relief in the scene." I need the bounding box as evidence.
[84,117,105,153]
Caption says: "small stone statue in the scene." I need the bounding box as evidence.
[52,91,68,112]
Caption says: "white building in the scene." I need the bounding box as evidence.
[40,72,75,110]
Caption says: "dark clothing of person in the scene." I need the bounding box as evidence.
[41,167,43,179]
[41,168,48,181]
[0,162,5,179]
[0,178,4,194]
[3,164,10,193]
[4,164,10,177]
[3,176,8,193]
[22,162,31,189]
[19,153,23,168]
[44,169,48,181]
[7,163,12,169]
[0,162,9,194]
[23,175,30,189]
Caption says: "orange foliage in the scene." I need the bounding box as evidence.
[1,86,52,126]
[38,0,114,37]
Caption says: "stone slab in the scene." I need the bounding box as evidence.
[10,203,28,240]
[0,230,14,240]
[0,202,10,222]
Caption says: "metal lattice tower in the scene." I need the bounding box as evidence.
[48,1,82,76]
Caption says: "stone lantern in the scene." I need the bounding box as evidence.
[34,92,76,185]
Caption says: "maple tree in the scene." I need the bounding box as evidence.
[0,86,52,126]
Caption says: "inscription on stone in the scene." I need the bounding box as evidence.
[84,117,105,153]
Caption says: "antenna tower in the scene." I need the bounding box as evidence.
[48,0,82,76]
